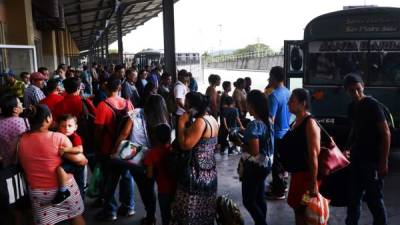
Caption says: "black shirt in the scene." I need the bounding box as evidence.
[347,96,386,163]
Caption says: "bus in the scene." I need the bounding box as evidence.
[133,49,200,70]
[284,7,400,146]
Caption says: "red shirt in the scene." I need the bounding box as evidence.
[68,132,82,147]
[52,95,97,120]
[144,144,177,194]
[40,93,64,113]
[94,96,133,155]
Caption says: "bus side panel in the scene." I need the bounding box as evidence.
[304,85,352,148]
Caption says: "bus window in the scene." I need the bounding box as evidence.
[368,52,400,86]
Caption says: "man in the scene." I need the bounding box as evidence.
[174,69,190,134]
[121,69,140,107]
[39,79,64,112]
[52,77,96,121]
[20,72,30,88]
[38,67,50,80]
[232,78,247,123]
[265,66,291,200]
[147,66,161,89]
[23,72,46,107]
[158,72,172,101]
[3,70,25,99]
[81,65,93,95]
[344,73,390,225]
[94,78,135,221]
[188,72,198,92]
[113,64,126,81]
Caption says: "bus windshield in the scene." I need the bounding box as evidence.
[306,40,400,86]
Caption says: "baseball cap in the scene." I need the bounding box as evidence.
[6,69,16,77]
[30,72,46,81]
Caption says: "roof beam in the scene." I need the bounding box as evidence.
[65,0,153,17]
[66,6,161,27]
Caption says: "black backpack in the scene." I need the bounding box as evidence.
[379,102,395,129]
[77,98,96,153]
[104,100,131,147]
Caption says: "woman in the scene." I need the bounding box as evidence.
[0,95,30,225]
[170,92,219,225]
[282,88,320,225]
[239,90,273,225]
[205,74,221,118]
[0,95,28,168]
[102,94,170,225]
[18,104,88,225]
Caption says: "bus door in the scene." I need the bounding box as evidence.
[284,40,304,91]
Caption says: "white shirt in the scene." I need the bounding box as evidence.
[174,81,188,116]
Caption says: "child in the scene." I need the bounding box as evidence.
[221,96,245,155]
[218,81,232,154]
[52,114,85,205]
[143,124,176,225]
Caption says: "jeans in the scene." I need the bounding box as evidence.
[158,193,175,225]
[242,171,268,225]
[346,162,387,225]
[62,162,85,200]
[102,159,135,215]
[103,159,156,218]
[270,138,287,195]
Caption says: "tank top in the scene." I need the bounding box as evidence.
[280,115,312,172]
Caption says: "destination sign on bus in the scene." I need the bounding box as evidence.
[309,40,400,53]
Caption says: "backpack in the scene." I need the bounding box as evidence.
[379,102,395,129]
[104,99,131,147]
[215,195,244,225]
[77,98,96,153]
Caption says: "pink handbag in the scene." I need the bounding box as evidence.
[316,121,350,177]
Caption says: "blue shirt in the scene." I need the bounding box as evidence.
[268,86,291,139]
[243,120,274,167]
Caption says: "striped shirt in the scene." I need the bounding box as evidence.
[23,84,45,107]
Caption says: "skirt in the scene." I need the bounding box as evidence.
[287,171,320,209]
[29,178,84,225]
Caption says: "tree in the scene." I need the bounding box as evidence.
[234,43,274,55]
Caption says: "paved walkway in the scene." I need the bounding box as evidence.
[77,151,400,225]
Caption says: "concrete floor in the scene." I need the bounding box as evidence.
[77,151,400,225]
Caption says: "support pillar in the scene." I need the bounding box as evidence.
[101,36,105,65]
[4,0,34,45]
[41,31,58,71]
[117,9,123,65]
[105,31,109,65]
[162,0,177,81]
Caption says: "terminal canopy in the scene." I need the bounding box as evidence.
[33,0,177,51]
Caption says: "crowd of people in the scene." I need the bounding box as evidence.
[0,62,391,225]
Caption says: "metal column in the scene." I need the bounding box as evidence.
[101,36,105,65]
[105,30,109,65]
[117,9,123,65]
[162,0,177,81]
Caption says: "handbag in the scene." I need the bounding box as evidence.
[316,121,350,177]
[0,138,30,209]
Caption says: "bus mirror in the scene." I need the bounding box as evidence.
[290,46,303,72]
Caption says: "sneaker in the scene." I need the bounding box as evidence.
[52,189,70,205]
[95,211,117,221]
[118,207,136,217]
[265,190,286,200]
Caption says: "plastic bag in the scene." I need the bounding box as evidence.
[302,192,330,225]
[86,164,103,198]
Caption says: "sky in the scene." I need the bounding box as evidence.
[110,0,400,54]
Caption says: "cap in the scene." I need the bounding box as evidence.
[343,73,363,87]
[30,72,46,81]
[6,69,16,76]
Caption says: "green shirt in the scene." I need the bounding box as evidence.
[4,80,26,98]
